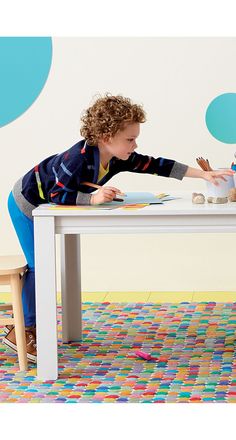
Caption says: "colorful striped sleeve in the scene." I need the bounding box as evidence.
[117,152,188,180]
[47,158,91,205]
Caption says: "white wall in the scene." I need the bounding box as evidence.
[1,37,236,291]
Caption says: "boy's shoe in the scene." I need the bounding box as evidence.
[2,325,37,363]
[3,324,14,335]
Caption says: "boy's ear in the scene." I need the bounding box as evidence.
[101,134,111,143]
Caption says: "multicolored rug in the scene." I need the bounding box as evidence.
[1,301,236,403]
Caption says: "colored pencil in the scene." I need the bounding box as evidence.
[81,181,126,201]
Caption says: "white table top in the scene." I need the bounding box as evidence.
[32,191,236,217]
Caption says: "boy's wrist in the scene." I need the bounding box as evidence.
[185,166,206,179]
[90,194,96,205]
[198,169,206,178]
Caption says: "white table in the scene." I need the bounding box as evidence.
[33,191,236,380]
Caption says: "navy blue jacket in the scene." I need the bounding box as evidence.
[20,139,188,206]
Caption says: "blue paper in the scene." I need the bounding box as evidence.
[104,192,164,206]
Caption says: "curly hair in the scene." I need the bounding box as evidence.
[80,93,146,145]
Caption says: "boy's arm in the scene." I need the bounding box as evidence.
[49,185,92,206]
[117,152,188,180]
[116,153,234,184]
[47,158,92,205]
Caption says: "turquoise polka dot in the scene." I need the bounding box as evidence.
[0,37,52,127]
[205,93,236,144]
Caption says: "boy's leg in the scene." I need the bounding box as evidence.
[7,192,35,327]
[3,192,37,362]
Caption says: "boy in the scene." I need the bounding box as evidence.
[4,94,234,362]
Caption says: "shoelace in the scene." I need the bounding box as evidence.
[26,333,37,349]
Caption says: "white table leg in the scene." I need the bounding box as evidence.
[34,216,58,380]
[61,234,82,343]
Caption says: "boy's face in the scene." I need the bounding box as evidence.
[103,122,140,160]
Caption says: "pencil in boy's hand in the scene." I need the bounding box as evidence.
[81,181,126,196]
[113,192,126,197]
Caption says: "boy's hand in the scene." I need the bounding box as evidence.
[90,186,122,204]
[202,169,235,186]
[185,166,235,184]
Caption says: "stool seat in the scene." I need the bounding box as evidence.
[0,255,28,370]
[0,255,27,275]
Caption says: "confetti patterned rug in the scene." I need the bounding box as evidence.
[1,301,236,403]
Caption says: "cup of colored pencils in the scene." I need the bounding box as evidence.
[196,157,234,198]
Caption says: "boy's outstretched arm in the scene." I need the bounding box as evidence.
[116,151,234,185]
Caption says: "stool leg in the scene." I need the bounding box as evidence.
[10,274,28,371]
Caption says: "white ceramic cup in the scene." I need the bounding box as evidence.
[206,169,235,198]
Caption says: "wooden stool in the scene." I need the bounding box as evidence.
[0,255,28,370]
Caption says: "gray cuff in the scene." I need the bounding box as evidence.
[169,162,188,180]
[76,191,92,205]
[12,177,36,219]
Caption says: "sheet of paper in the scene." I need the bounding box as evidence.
[104,192,164,206]
[48,193,179,210]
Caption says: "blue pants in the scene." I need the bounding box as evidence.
[8,192,36,327]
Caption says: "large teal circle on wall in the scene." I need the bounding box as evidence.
[0,37,52,127]
[205,93,236,144]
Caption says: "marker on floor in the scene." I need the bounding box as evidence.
[135,350,156,361]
